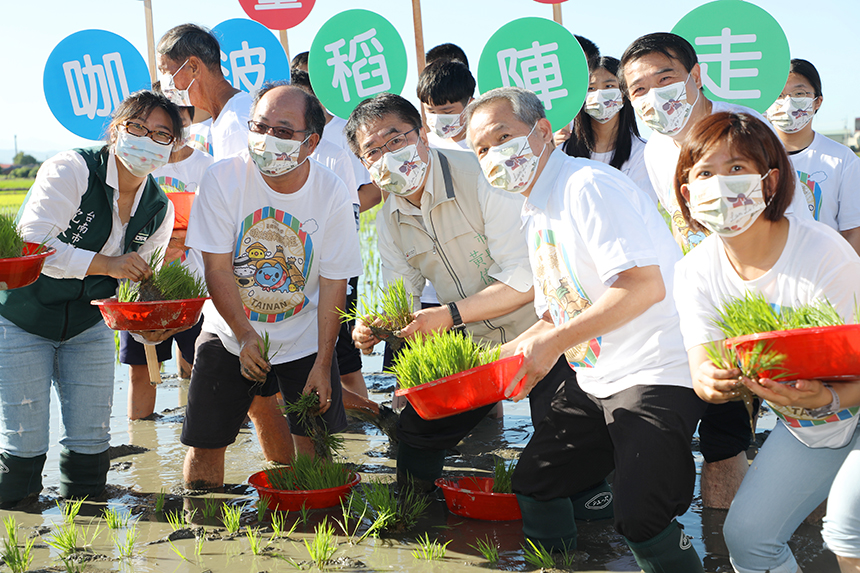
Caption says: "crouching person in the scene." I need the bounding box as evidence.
[466,87,706,571]
[181,83,361,490]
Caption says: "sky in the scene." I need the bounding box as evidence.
[1,0,858,163]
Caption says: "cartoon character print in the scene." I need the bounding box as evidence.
[505,155,528,170]
[399,159,419,176]
[671,210,707,250]
[253,246,292,293]
[662,98,683,115]
[233,253,256,287]
[797,170,825,221]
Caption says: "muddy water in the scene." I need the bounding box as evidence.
[0,351,841,572]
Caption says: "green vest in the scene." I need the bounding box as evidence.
[0,147,169,341]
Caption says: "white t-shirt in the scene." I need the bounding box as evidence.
[211,91,253,161]
[523,149,691,398]
[427,130,470,152]
[644,100,812,249]
[789,131,860,232]
[151,148,214,195]
[322,115,372,190]
[589,135,656,205]
[311,138,359,228]
[674,216,860,447]
[186,155,363,363]
[187,120,213,157]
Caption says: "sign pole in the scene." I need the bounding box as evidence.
[279,29,290,62]
[552,4,563,25]
[411,0,426,73]
[143,0,157,83]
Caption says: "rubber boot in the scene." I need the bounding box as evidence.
[516,494,578,552]
[59,449,110,500]
[0,452,46,509]
[571,479,614,521]
[626,520,704,573]
[396,442,445,493]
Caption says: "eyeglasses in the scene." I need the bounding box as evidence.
[778,90,816,100]
[248,120,309,141]
[360,127,419,165]
[123,121,175,145]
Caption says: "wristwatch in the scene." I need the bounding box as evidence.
[447,302,467,332]
[804,384,840,419]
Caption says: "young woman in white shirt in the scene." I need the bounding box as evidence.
[673,111,860,573]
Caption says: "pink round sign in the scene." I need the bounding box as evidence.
[237,0,315,30]
[533,0,567,3]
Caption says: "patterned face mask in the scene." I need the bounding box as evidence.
[687,170,773,237]
[247,131,308,177]
[367,143,428,197]
[632,73,699,136]
[114,130,171,177]
[480,123,544,193]
[584,89,624,123]
[766,96,815,134]
[426,112,466,139]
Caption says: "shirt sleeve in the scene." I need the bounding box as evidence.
[185,164,236,255]
[376,205,426,303]
[836,152,860,231]
[17,150,97,280]
[475,178,534,292]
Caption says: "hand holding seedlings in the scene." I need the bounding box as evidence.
[93,251,152,282]
[239,330,271,383]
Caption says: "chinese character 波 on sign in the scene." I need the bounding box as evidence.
[497,41,568,110]
[254,0,302,9]
[62,53,131,120]
[221,41,267,92]
[695,28,762,99]
[325,28,391,102]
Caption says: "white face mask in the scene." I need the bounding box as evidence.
[766,96,815,134]
[480,123,544,193]
[632,73,699,136]
[368,143,428,197]
[159,59,195,107]
[584,88,624,123]
[426,112,465,139]
[114,130,171,177]
[247,131,308,177]
[686,170,773,237]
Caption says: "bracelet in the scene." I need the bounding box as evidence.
[447,302,466,331]
[804,384,840,419]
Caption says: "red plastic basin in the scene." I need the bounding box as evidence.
[167,192,195,230]
[91,297,207,330]
[394,355,525,420]
[726,324,860,381]
[248,470,361,512]
[0,242,56,291]
[436,477,521,521]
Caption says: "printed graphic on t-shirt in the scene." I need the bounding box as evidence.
[533,229,602,368]
[667,197,708,251]
[771,403,860,428]
[796,170,824,221]
[155,176,197,194]
[188,133,213,156]
[233,206,315,322]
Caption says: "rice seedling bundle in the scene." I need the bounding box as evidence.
[492,457,516,494]
[263,453,352,491]
[117,249,207,303]
[389,330,502,390]
[339,277,414,350]
[0,213,24,259]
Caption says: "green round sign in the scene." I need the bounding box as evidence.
[308,9,407,120]
[672,0,790,113]
[477,17,588,131]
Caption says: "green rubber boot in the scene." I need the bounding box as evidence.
[0,452,46,509]
[395,442,446,493]
[516,494,578,552]
[626,520,704,573]
[571,479,614,521]
[59,449,110,500]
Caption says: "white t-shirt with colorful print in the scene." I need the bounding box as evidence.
[522,149,691,398]
[674,215,860,448]
[186,153,362,363]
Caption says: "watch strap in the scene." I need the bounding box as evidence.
[447,302,466,331]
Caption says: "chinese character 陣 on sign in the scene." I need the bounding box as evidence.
[325,28,391,102]
[695,28,762,100]
[63,53,131,120]
[497,41,568,110]
[222,41,267,92]
[254,0,302,10]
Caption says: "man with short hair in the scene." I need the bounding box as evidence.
[466,87,705,572]
[417,60,475,151]
[425,42,469,69]
[181,83,361,489]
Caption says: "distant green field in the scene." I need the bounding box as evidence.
[0,191,27,212]
[0,178,34,191]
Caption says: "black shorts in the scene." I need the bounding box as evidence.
[335,276,362,376]
[180,332,348,449]
[118,319,203,365]
[698,398,761,463]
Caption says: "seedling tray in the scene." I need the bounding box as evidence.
[436,477,521,521]
[0,242,55,290]
[248,470,360,511]
[91,297,207,330]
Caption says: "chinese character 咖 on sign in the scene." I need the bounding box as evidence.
[63,52,131,120]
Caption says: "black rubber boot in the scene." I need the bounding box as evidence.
[395,442,445,492]
[0,452,46,509]
[626,520,704,573]
[571,479,614,521]
[59,449,110,500]
[516,494,578,552]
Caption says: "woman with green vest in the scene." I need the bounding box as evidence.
[0,91,181,508]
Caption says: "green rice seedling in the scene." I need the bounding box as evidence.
[257,495,271,522]
[335,491,388,544]
[102,506,129,529]
[304,518,337,568]
[245,526,270,555]
[411,532,451,561]
[360,478,430,533]
[389,330,502,390]
[523,539,555,570]
[270,510,293,539]
[2,515,35,573]
[167,539,193,563]
[282,393,345,459]
[112,526,138,559]
[221,503,243,534]
[713,292,844,339]
[46,523,79,556]
[298,502,310,528]
[492,457,516,494]
[119,248,207,302]
[339,277,415,351]
[81,522,103,550]
[154,489,166,513]
[58,497,86,524]
[257,331,282,363]
[165,509,185,532]
[264,453,352,491]
[468,535,499,564]
[194,533,205,558]
[202,496,219,520]
[60,557,84,573]
[0,212,25,259]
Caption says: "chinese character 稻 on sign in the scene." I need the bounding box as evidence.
[221,41,267,92]
[62,52,131,120]
[497,41,568,110]
[325,28,391,102]
[254,0,302,9]
[695,28,762,100]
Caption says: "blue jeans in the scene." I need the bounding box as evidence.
[0,315,115,457]
[724,419,860,572]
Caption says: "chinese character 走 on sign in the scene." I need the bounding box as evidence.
[325,28,391,102]
[221,41,267,92]
[497,41,568,110]
[695,27,762,100]
[255,0,302,10]
[62,52,131,120]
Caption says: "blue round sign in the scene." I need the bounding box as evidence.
[43,29,151,141]
[211,19,291,93]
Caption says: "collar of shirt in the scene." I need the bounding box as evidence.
[106,148,148,218]
[523,147,566,214]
